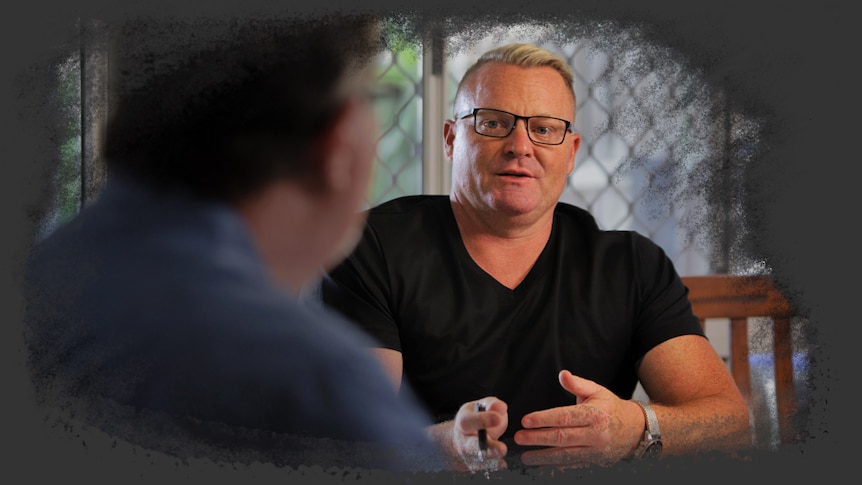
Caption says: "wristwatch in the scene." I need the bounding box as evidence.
[632,400,663,459]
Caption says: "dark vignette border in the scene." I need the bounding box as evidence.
[3,0,853,483]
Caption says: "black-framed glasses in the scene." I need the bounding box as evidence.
[454,108,574,145]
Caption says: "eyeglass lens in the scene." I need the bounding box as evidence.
[474,109,568,144]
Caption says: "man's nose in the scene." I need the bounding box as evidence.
[506,119,534,156]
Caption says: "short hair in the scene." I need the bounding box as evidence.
[101,15,381,203]
[454,43,576,112]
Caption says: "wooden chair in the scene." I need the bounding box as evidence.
[681,275,799,447]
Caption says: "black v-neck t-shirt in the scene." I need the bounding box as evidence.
[323,195,703,442]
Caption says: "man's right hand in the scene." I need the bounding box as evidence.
[428,396,509,472]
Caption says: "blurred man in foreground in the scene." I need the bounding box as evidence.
[22,15,447,472]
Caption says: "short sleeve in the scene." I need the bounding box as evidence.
[321,223,402,351]
[629,232,705,362]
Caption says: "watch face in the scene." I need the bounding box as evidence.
[642,440,663,459]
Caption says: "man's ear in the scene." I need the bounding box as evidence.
[566,132,581,175]
[443,119,456,161]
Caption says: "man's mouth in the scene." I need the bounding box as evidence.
[498,171,531,178]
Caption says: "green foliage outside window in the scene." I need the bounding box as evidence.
[50,55,82,234]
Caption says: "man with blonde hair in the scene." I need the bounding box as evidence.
[323,42,750,469]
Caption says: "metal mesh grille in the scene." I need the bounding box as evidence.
[562,37,715,276]
[369,46,424,208]
[437,26,761,276]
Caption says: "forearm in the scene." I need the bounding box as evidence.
[637,335,753,457]
[650,393,752,456]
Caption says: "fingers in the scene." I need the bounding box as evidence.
[460,425,508,472]
[457,406,501,433]
[508,373,628,468]
[516,385,614,449]
[479,435,508,461]
[516,399,615,466]
[520,403,595,430]
[476,396,508,415]
[558,370,602,403]
[457,433,507,461]
[453,397,510,468]
[514,424,593,448]
[456,397,508,436]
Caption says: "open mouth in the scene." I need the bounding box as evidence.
[499,171,531,178]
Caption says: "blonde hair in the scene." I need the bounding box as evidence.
[455,43,576,108]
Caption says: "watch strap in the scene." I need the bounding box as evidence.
[631,400,662,459]
[634,400,660,438]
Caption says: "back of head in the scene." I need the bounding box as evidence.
[455,43,576,108]
[101,14,381,203]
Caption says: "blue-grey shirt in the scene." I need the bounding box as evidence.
[23,177,443,471]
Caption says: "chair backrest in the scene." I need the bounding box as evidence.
[681,274,798,447]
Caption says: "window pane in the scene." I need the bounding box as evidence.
[36,53,82,241]
[369,38,423,207]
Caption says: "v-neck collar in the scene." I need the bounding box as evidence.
[440,201,557,296]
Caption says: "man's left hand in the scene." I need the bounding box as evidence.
[512,370,645,467]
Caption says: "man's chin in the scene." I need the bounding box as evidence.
[486,194,543,217]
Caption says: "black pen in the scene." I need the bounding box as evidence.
[474,402,488,453]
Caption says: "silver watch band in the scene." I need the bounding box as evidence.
[634,400,661,438]
[631,400,663,459]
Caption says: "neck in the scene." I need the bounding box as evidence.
[235,182,325,295]
[449,196,554,289]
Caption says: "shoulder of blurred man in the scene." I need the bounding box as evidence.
[22,178,443,471]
